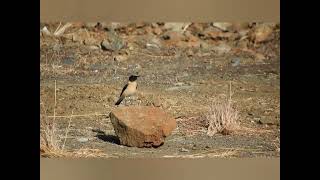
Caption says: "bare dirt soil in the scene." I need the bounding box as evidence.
[40,22,280,158]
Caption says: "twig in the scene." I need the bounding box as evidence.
[54,22,62,34]
[54,23,72,36]
[62,110,73,150]
[182,23,191,32]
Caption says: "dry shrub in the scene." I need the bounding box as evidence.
[206,82,240,136]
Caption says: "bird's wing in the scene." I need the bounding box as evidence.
[119,83,128,97]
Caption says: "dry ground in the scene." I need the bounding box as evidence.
[40,22,280,158]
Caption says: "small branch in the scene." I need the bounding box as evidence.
[54,22,62,34]
[182,23,192,32]
[62,110,73,150]
[54,23,72,36]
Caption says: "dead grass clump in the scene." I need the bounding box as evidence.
[40,80,71,157]
[40,80,109,158]
[206,82,240,136]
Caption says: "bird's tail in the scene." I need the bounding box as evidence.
[115,96,124,105]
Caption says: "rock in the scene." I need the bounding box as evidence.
[84,22,98,29]
[145,37,162,51]
[88,45,100,50]
[200,42,210,51]
[212,43,232,55]
[114,55,128,62]
[101,40,113,51]
[77,137,89,143]
[179,147,190,152]
[255,53,266,61]
[238,29,250,38]
[152,97,162,107]
[161,31,185,47]
[212,22,233,32]
[251,24,274,43]
[110,106,176,147]
[163,23,188,32]
[186,49,194,57]
[41,26,51,36]
[110,23,122,30]
[72,29,88,43]
[135,22,146,28]
[231,58,241,67]
[203,27,233,39]
[151,23,159,28]
[146,42,160,49]
[188,23,204,33]
[185,31,199,42]
[153,27,162,35]
[232,22,250,32]
[101,31,126,51]
[144,26,153,35]
[258,116,279,126]
[162,31,184,41]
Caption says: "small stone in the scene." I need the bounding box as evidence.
[212,43,232,55]
[258,116,277,125]
[232,22,250,32]
[84,22,98,28]
[212,22,233,32]
[151,23,159,28]
[101,32,125,51]
[88,45,100,50]
[152,97,162,107]
[164,23,188,32]
[186,49,194,57]
[200,42,210,51]
[162,31,184,41]
[144,26,153,35]
[153,27,162,35]
[251,24,274,43]
[114,55,128,62]
[41,26,51,36]
[179,147,190,152]
[77,137,89,143]
[255,53,266,61]
[231,58,241,67]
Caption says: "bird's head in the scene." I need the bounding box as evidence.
[129,75,139,82]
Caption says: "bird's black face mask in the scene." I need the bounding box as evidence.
[129,75,139,82]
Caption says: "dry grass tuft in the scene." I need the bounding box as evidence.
[206,82,240,136]
[40,80,109,158]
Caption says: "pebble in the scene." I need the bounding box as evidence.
[179,148,190,152]
[77,137,89,143]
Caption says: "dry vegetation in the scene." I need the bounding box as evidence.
[40,81,109,158]
[40,22,280,158]
[206,82,240,136]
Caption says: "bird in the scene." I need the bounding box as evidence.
[115,75,140,105]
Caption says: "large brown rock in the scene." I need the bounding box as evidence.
[109,106,176,148]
